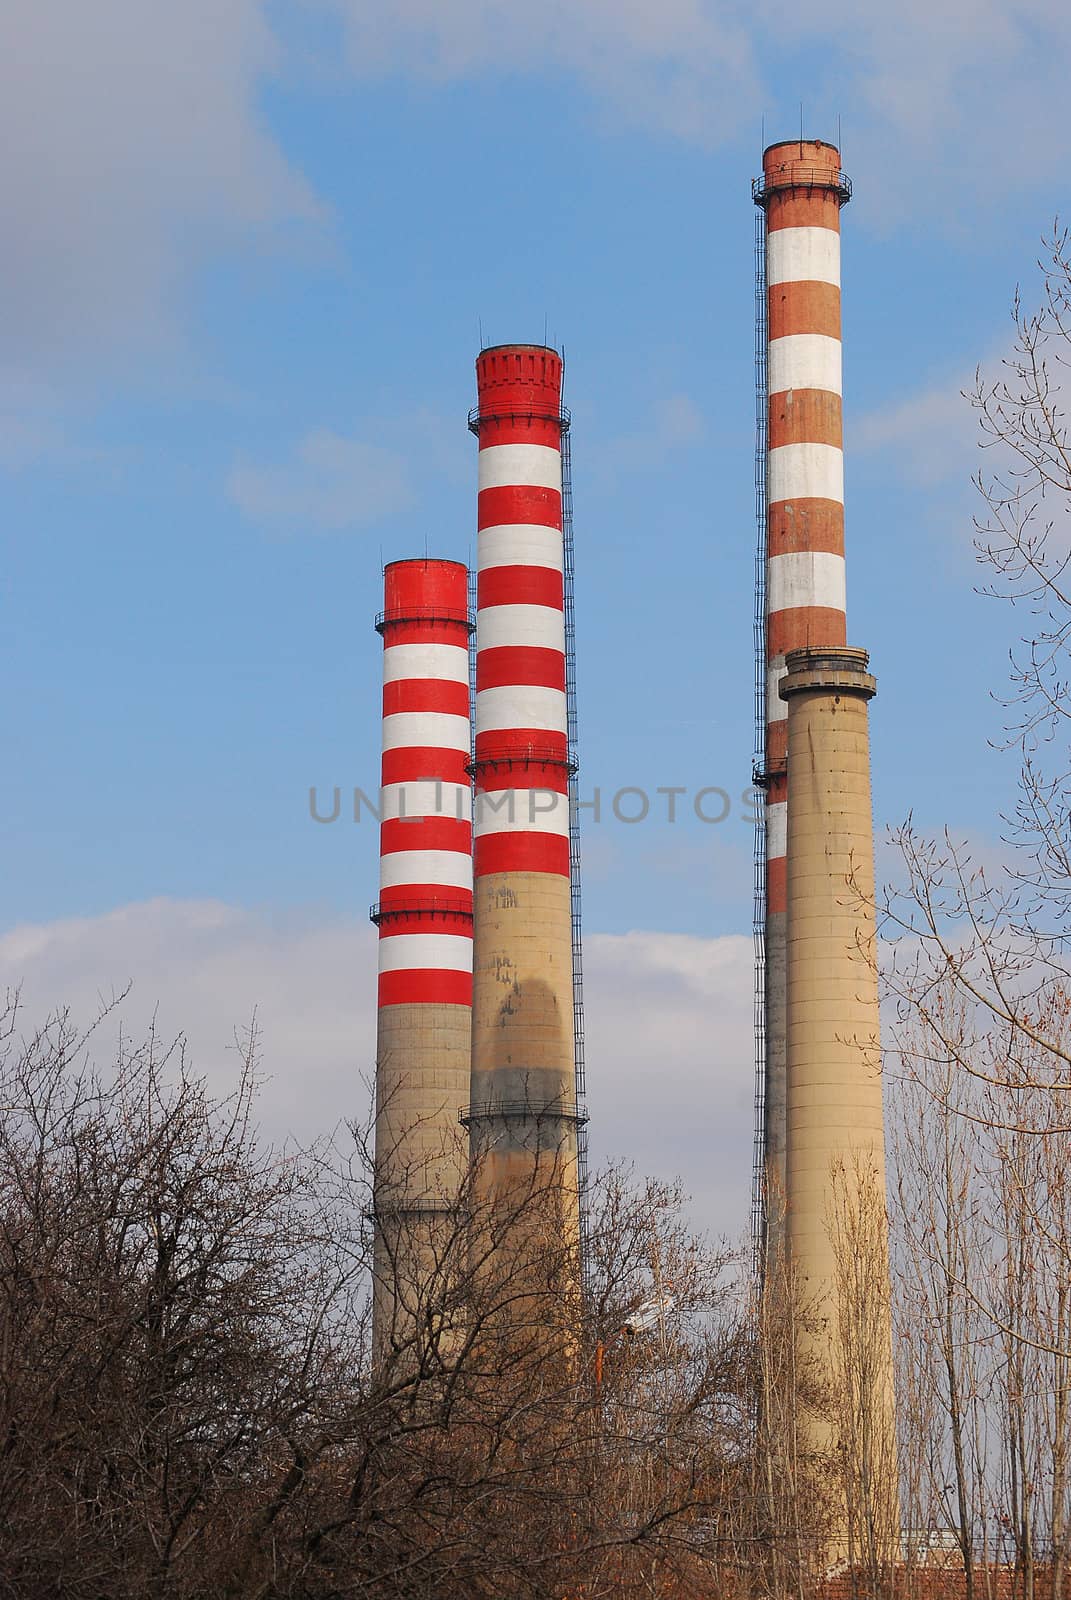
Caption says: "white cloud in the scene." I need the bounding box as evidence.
[0,0,318,375]
[226,407,470,533]
[0,375,116,470]
[3,0,1067,401]
[312,0,1071,217]
[585,929,753,1234]
[0,410,72,473]
[0,899,378,1146]
[587,390,708,483]
[754,0,1071,219]
[0,899,754,1239]
[852,374,978,486]
[228,427,416,532]
[852,322,1071,527]
[315,0,758,144]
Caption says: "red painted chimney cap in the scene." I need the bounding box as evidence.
[379,558,470,631]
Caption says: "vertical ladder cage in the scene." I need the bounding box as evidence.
[750,204,769,1277]
[560,420,591,1285]
[467,565,478,772]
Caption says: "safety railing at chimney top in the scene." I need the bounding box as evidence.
[751,166,851,205]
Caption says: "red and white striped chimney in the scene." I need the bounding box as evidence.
[467,345,580,1228]
[756,140,850,1250]
[371,558,473,1355]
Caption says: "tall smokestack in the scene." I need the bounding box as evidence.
[465,345,582,1314]
[754,143,899,1562]
[755,140,849,1261]
[781,646,899,1563]
[371,558,473,1359]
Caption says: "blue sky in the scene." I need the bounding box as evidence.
[4,0,1069,1231]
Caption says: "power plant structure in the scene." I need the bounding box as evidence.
[781,642,899,1563]
[370,350,587,1359]
[753,137,850,1264]
[461,347,589,1337]
[752,140,899,1562]
[365,146,898,1569]
[370,558,473,1357]
[464,345,586,1328]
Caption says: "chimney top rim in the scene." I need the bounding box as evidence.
[477,342,560,357]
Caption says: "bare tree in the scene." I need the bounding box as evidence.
[827,1151,901,1595]
[873,225,1071,1600]
[891,1013,993,1598]
[0,994,368,1598]
[0,992,767,1600]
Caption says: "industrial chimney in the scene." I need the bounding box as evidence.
[754,142,899,1563]
[371,558,473,1359]
[781,644,899,1564]
[465,345,583,1329]
[755,139,850,1262]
